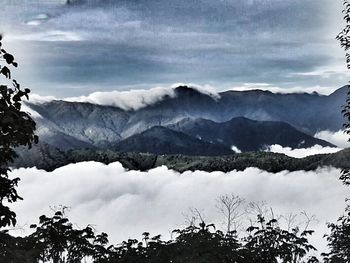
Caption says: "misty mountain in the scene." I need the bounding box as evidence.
[26,85,347,153]
[30,101,129,149]
[168,117,333,152]
[119,85,346,137]
[12,143,350,173]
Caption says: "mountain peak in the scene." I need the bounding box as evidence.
[174,86,202,95]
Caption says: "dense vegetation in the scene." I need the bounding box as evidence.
[1,208,320,263]
[12,144,350,173]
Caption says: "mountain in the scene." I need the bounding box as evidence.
[25,85,348,153]
[167,117,334,152]
[29,101,129,149]
[114,126,233,156]
[12,143,350,173]
[119,85,347,137]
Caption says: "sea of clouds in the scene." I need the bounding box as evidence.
[9,162,349,255]
[265,129,349,158]
[267,144,343,158]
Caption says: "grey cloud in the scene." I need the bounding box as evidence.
[0,0,347,96]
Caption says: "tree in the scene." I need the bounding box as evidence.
[216,194,245,233]
[338,0,350,186]
[0,34,37,261]
[244,215,317,263]
[322,1,350,261]
[322,205,350,262]
[28,208,98,263]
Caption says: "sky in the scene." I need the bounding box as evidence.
[0,0,349,97]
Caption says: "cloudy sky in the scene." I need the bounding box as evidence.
[1,0,349,97]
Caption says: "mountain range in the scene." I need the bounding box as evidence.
[24,85,346,156]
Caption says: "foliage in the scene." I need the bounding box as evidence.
[323,204,350,262]
[0,34,37,262]
[1,209,318,263]
[28,208,97,263]
[321,2,350,262]
[244,215,316,263]
[338,0,350,186]
[0,34,37,230]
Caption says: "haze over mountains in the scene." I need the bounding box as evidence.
[25,85,346,153]
[12,85,349,172]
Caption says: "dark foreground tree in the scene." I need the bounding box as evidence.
[338,0,350,186]
[0,34,37,261]
[321,1,350,262]
[323,205,350,262]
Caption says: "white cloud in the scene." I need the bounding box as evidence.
[28,82,336,111]
[22,104,43,119]
[231,145,242,153]
[64,84,220,110]
[16,81,345,111]
[28,94,57,104]
[65,86,176,111]
[315,130,350,148]
[25,14,50,26]
[267,144,342,158]
[7,30,84,42]
[9,162,349,255]
[26,20,42,26]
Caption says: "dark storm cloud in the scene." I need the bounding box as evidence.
[0,0,348,96]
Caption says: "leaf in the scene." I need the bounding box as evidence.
[3,53,14,64]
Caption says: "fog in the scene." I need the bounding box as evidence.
[268,144,343,158]
[10,162,349,255]
[64,84,219,110]
[315,130,350,148]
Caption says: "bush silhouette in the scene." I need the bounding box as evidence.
[0,34,37,261]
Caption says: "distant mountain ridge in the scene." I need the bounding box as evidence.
[12,142,350,173]
[167,117,333,152]
[25,85,347,155]
[114,126,233,156]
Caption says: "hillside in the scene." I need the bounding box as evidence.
[167,117,333,152]
[24,85,347,153]
[12,143,350,173]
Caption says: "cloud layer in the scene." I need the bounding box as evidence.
[64,83,222,110]
[10,162,349,255]
[267,144,343,158]
[65,86,176,111]
[315,130,350,148]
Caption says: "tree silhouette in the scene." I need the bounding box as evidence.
[323,205,350,262]
[321,1,350,261]
[337,0,350,186]
[217,194,245,233]
[0,34,37,261]
[0,34,37,228]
